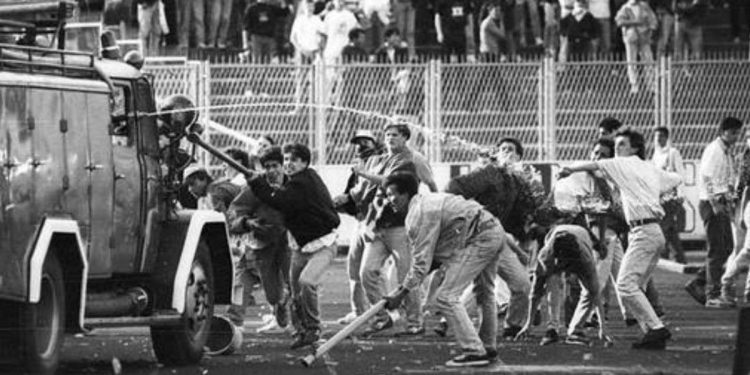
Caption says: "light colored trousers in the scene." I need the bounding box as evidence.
[616,223,665,332]
[362,227,423,328]
[207,0,233,47]
[460,245,530,328]
[623,38,654,89]
[391,1,415,57]
[289,245,337,333]
[437,224,504,354]
[346,222,370,316]
[722,202,750,298]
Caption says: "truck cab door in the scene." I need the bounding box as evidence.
[110,83,142,273]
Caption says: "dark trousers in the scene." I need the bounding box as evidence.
[661,200,687,263]
[698,200,734,298]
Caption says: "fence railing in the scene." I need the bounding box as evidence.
[145,56,750,167]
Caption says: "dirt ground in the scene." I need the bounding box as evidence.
[58,255,741,375]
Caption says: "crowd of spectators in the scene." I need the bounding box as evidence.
[103,0,748,62]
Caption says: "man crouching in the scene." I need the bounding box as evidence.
[382,172,504,367]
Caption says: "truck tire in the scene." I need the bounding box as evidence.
[151,242,215,365]
[0,254,66,374]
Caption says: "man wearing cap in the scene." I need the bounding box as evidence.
[177,166,212,209]
[350,122,437,336]
[333,130,386,325]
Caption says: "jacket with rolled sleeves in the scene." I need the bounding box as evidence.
[401,193,498,290]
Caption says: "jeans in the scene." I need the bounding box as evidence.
[437,224,504,354]
[178,0,205,47]
[290,245,337,334]
[255,242,291,308]
[596,18,612,54]
[226,253,260,327]
[515,0,542,43]
[495,247,530,328]
[615,223,665,332]
[207,0,233,47]
[392,1,416,57]
[623,38,654,90]
[655,12,674,57]
[597,225,629,320]
[566,249,611,335]
[251,34,278,62]
[361,227,423,328]
[674,21,702,60]
[661,200,686,263]
[699,200,734,299]
[346,223,369,315]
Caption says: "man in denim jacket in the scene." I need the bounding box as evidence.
[383,172,506,367]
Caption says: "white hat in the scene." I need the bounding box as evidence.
[350,129,376,144]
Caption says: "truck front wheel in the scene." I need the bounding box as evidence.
[0,254,66,374]
[151,242,215,364]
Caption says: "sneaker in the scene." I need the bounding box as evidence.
[336,311,358,325]
[290,330,319,350]
[256,319,292,334]
[445,353,491,367]
[631,327,671,350]
[362,316,393,336]
[565,331,589,346]
[394,326,425,337]
[434,318,448,337]
[484,347,499,363]
[706,296,737,309]
[502,325,522,339]
[625,318,639,327]
[540,329,559,346]
[275,303,289,328]
[685,279,707,306]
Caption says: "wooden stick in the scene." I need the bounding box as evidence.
[300,300,387,367]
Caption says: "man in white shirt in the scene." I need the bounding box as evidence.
[651,127,686,264]
[321,0,361,65]
[559,127,682,350]
[686,117,743,308]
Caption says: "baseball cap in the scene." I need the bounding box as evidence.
[350,129,376,144]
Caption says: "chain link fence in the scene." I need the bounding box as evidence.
[147,58,750,166]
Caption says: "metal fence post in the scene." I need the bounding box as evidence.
[198,61,210,167]
[313,59,327,165]
[542,56,556,161]
[430,59,443,164]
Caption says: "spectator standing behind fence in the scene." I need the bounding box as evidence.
[480,4,508,62]
[540,0,561,58]
[651,127,687,264]
[207,0,233,48]
[435,0,475,62]
[392,0,416,58]
[588,0,610,53]
[342,28,370,62]
[729,0,750,44]
[615,0,657,94]
[178,0,206,48]
[244,0,292,62]
[290,0,325,62]
[673,0,706,61]
[559,0,599,62]
[360,0,391,54]
[515,0,544,47]
[322,0,361,66]
[650,0,674,58]
[137,0,168,56]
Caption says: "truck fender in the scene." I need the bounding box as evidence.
[29,217,88,331]
[171,210,235,313]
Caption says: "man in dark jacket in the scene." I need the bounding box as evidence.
[248,143,340,349]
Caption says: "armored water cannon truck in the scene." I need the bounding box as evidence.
[0,2,235,373]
